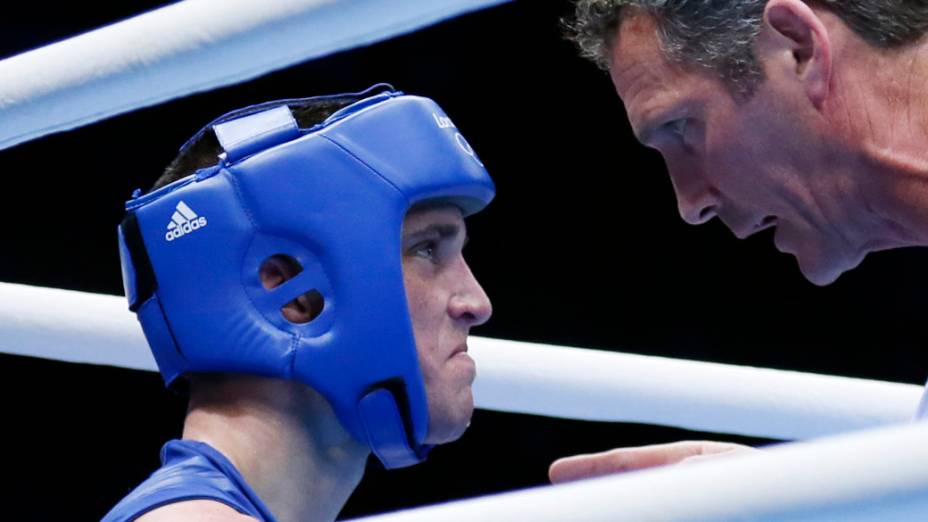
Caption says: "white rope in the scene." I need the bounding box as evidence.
[470,338,921,439]
[346,421,928,521]
[0,0,510,151]
[0,282,920,439]
[0,283,155,371]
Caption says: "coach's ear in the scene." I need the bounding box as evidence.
[760,0,832,110]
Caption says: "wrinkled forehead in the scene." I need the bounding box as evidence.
[610,7,749,101]
[609,10,686,94]
[612,9,667,62]
[609,13,695,139]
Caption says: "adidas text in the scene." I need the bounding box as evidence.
[165,216,208,241]
[165,201,209,242]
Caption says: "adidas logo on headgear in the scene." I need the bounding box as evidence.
[165,201,208,242]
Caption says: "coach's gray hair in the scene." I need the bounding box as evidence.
[566,0,928,95]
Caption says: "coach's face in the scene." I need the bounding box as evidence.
[609,6,890,285]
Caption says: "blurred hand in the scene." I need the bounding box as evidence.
[548,441,757,484]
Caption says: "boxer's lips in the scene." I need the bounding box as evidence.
[450,343,469,360]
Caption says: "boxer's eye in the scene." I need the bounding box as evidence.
[413,240,437,260]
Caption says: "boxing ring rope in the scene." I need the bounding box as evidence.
[7,281,924,520]
[0,0,510,151]
[347,422,928,521]
[0,282,920,440]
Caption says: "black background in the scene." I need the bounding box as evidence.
[2,1,927,520]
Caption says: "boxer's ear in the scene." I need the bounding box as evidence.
[761,0,832,110]
[259,254,322,324]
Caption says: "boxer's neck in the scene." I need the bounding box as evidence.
[183,374,369,522]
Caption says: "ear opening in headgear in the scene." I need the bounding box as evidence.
[281,289,324,325]
[259,254,325,324]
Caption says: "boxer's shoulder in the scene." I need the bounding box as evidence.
[136,500,258,522]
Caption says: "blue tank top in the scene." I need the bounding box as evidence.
[102,439,276,522]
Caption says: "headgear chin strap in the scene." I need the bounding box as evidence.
[117,87,495,469]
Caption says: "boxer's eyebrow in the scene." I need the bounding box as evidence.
[405,223,460,240]
[402,223,466,249]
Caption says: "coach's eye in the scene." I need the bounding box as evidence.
[667,118,688,138]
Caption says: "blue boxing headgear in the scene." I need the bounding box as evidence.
[117,86,495,469]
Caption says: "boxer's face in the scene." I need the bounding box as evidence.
[401,205,492,444]
[609,11,873,285]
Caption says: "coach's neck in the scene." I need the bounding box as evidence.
[828,17,928,246]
